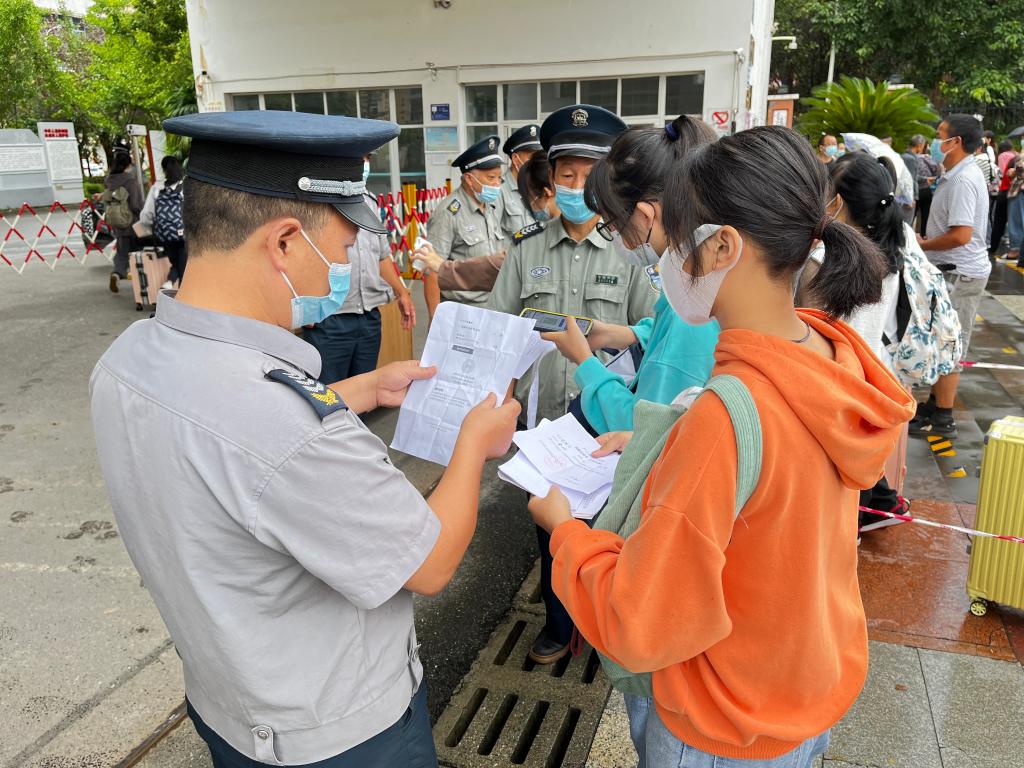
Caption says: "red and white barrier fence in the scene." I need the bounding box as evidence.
[1,200,114,273]
[859,505,1024,545]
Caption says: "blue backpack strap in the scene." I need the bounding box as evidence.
[702,374,763,518]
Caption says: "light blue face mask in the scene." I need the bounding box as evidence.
[281,230,352,328]
[468,173,501,204]
[533,208,552,222]
[555,184,597,224]
[362,160,371,184]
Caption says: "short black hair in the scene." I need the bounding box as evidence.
[111,153,132,174]
[161,156,183,185]
[663,126,887,319]
[943,114,984,153]
[517,151,551,207]
[183,178,330,254]
[583,115,716,244]
[999,139,1014,154]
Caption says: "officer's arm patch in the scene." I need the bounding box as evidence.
[448,199,461,214]
[513,222,542,242]
[266,369,348,419]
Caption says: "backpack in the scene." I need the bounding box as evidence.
[153,182,185,243]
[591,374,763,698]
[882,234,962,387]
[100,186,133,230]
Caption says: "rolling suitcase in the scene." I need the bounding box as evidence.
[128,248,171,311]
[966,415,1024,616]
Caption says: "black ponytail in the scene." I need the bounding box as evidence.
[584,114,716,245]
[517,151,551,207]
[809,218,886,317]
[664,126,888,319]
[829,153,904,274]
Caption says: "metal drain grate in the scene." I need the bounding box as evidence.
[434,564,611,767]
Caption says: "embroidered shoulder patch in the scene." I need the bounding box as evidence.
[594,274,619,286]
[645,264,662,292]
[266,369,347,420]
[513,222,543,242]
[448,199,462,214]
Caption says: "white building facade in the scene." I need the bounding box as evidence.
[184,0,775,194]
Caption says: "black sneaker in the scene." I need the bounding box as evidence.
[908,399,936,433]
[910,410,958,438]
[859,497,912,533]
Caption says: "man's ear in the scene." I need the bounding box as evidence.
[260,217,304,272]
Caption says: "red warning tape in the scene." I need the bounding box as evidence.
[859,505,1024,544]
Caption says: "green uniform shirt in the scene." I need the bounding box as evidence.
[498,175,531,238]
[430,185,505,305]
[487,217,657,422]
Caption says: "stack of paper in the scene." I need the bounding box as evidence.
[498,415,618,520]
[391,302,555,465]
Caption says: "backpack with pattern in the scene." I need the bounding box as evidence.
[882,226,962,387]
[154,182,184,243]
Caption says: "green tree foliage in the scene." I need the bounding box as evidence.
[774,0,1024,107]
[0,0,59,128]
[0,0,194,163]
[797,77,939,150]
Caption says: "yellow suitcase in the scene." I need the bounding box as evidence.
[966,416,1024,616]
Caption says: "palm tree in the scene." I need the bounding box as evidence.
[163,78,197,159]
[797,77,939,151]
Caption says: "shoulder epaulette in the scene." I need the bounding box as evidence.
[447,199,461,214]
[266,369,347,420]
[513,222,543,242]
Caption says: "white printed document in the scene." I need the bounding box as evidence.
[391,302,543,465]
[498,414,618,520]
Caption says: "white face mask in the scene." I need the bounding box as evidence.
[660,224,741,325]
[611,229,660,268]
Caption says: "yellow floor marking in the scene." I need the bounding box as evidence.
[926,435,943,443]
[975,314,984,322]
[930,440,953,452]
[1003,347,1017,354]
[946,467,967,478]
[938,449,957,457]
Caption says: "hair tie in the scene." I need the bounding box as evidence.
[879,191,896,207]
[814,217,832,240]
[664,122,679,141]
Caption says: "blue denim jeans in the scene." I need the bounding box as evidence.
[1007,194,1023,253]
[624,694,829,768]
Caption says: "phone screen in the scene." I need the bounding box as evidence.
[520,309,593,335]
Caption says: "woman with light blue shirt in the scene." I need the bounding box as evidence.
[542,115,721,433]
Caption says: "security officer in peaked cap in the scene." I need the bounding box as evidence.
[417,134,506,306]
[89,110,519,767]
[487,104,657,666]
[498,124,543,238]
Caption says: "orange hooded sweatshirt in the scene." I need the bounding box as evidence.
[550,310,915,760]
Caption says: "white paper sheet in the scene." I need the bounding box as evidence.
[511,414,620,494]
[391,302,538,465]
[498,445,614,520]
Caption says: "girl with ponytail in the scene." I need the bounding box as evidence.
[528,126,915,766]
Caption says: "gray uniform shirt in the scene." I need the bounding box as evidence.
[339,195,396,314]
[90,294,439,765]
[926,156,992,280]
[487,217,657,422]
[430,185,505,305]
[498,174,531,238]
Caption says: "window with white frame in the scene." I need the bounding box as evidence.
[228,88,426,195]
[462,74,705,143]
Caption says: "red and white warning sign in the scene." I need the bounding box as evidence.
[706,109,732,137]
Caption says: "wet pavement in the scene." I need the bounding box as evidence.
[3,255,1024,768]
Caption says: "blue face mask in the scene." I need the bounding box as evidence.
[931,137,952,164]
[467,173,500,204]
[532,207,552,222]
[362,160,371,184]
[555,184,597,224]
[281,230,352,328]
[824,145,838,158]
